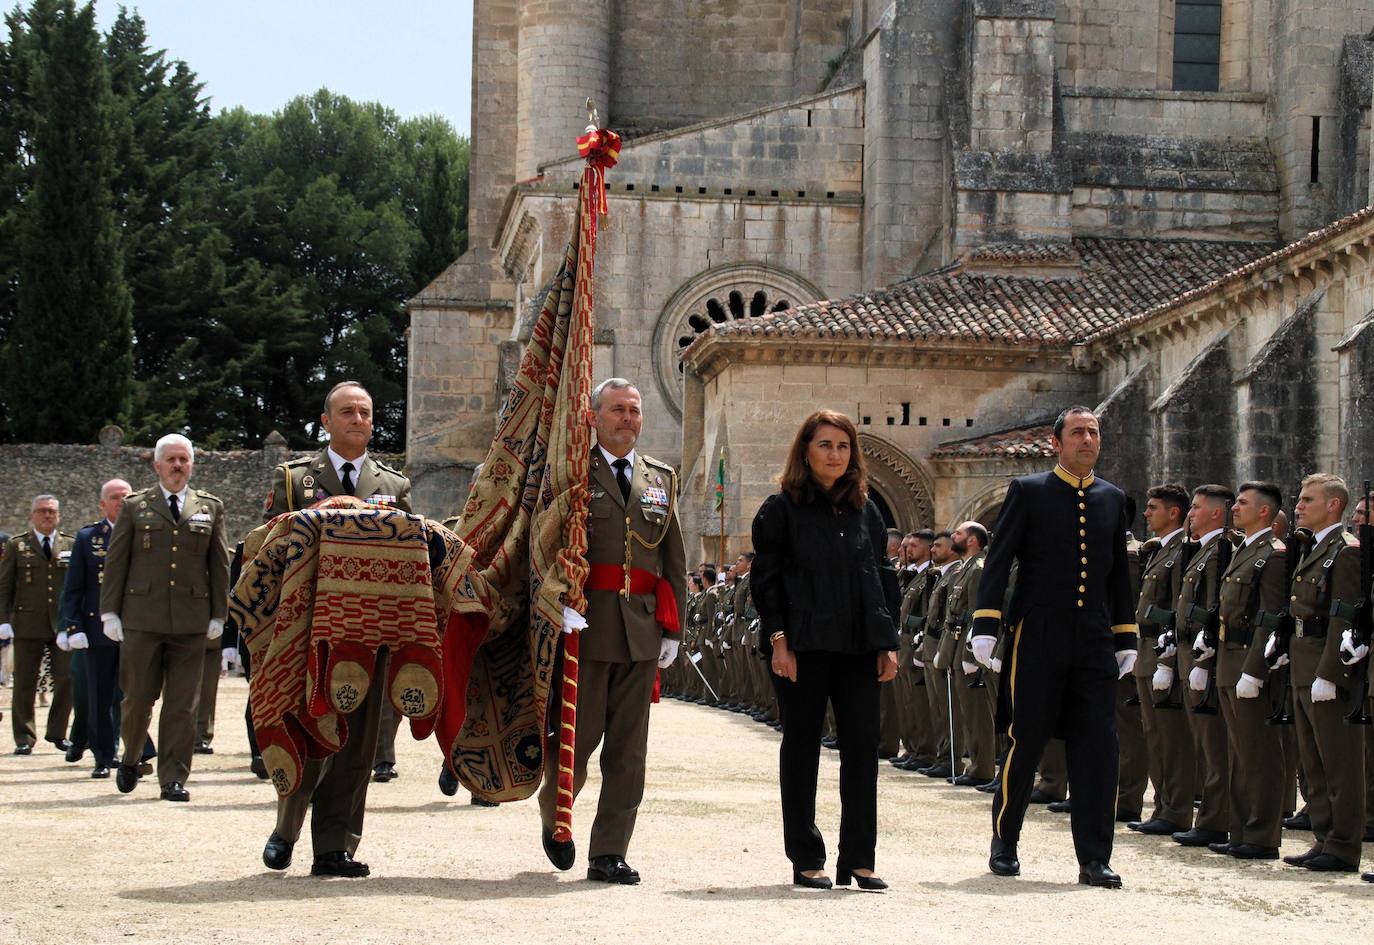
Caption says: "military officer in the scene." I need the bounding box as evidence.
[1211,481,1287,859]
[0,494,75,753]
[538,377,687,885]
[892,531,935,770]
[970,406,1136,888]
[918,531,962,779]
[1168,484,1235,848]
[260,380,412,877]
[1130,483,1199,837]
[1272,473,1365,873]
[940,521,995,787]
[101,435,230,801]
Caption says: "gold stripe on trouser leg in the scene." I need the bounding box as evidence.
[996,622,1024,839]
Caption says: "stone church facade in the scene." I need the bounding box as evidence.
[408,0,1374,561]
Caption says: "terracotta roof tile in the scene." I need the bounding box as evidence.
[931,423,1056,459]
[705,237,1278,348]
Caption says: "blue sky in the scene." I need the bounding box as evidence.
[93,0,475,136]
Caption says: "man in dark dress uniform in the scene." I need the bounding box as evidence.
[969,406,1136,888]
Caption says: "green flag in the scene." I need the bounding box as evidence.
[713,449,726,512]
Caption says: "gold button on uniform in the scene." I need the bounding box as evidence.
[1079,530,1086,538]
[1079,516,1086,524]
[1077,601,1084,608]
[1079,585,1086,593]
[169,580,176,587]
[1078,503,1086,510]
[1080,571,1087,579]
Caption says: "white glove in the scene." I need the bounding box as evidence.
[561,605,587,635]
[221,646,238,673]
[1152,665,1174,692]
[0,623,12,641]
[989,657,1003,674]
[1192,630,1215,662]
[1115,650,1137,678]
[912,656,925,669]
[911,632,924,652]
[1311,677,1338,702]
[961,660,978,676]
[1235,673,1263,699]
[68,631,89,649]
[1157,637,1177,660]
[101,613,123,643]
[56,630,71,652]
[657,637,679,669]
[1188,666,1209,692]
[1340,628,1370,667]
[1264,632,1289,669]
[207,618,224,641]
[970,635,996,668]
[721,641,731,652]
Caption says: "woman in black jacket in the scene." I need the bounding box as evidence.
[751,409,900,890]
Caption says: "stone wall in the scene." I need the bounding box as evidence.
[516,0,611,181]
[1093,362,1153,508]
[1060,88,1268,139]
[1150,330,1237,487]
[968,1,1056,153]
[1055,0,1168,90]
[1236,296,1320,486]
[1338,314,1374,483]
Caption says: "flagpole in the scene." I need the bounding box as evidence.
[717,447,725,568]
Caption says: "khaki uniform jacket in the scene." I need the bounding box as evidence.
[923,560,963,668]
[1288,527,1361,687]
[582,449,687,663]
[263,449,411,521]
[1133,531,1190,679]
[939,550,986,668]
[1165,536,1226,673]
[1216,532,1287,687]
[100,487,230,634]
[0,531,74,638]
[896,566,929,668]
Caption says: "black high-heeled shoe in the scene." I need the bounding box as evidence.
[836,868,888,890]
[792,869,833,889]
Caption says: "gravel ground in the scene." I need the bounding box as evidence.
[0,676,1369,945]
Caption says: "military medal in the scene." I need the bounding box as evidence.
[303,475,315,488]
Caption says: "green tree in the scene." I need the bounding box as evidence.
[0,0,131,442]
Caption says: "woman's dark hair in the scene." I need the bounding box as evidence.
[779,409,869,510]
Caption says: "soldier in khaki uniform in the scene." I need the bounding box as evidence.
[539,378,687,885]
[919,532,962,779]
[1210,481,1287,858]
[100,435,230,801]
[1273,473,1365,873]
[892,531,935,770]
[1131,484,1198,836]
[0,495,75,753]
[1168,484,1235,846]
[259,380,412,877]
[938,522,994,785]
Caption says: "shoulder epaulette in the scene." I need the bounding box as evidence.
[375,460,407,477]
[641,454,676,473]
[195,489,222,502]
[283,456,312,468]
[58,530,74,539]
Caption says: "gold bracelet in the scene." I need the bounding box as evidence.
[769,631,786,642]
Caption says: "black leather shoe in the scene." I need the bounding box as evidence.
[587,854,640,884]
[1172,827,1226,847]
[542,828,575,871]
[1028,788,1056,804]
[952,773,993,787]
[263,832,293,870]
[160,781,189,802]
[470,796,499,807]
[311,851,369,877]
[46,736,72,752]
[13,744,32,756]
[1283,811,1312,831]
[193,741,214,755]
[1228,843,1279,860]
[989,837,1020,877]
[1362,871,1374,883]
[372,762,397,783]
[821,737,839,750]
[792,869,833,889]
[115,764,140,793]
[1129,818,1183,835]
[1078,861,1122,888]
[1282,847,1322,866]
[250,756,269,780]
[920,764,952,779]
[889,753,911,766]
[1206,841,1233,855]
[1302,853,1358,872]
[1047,800,1072,814]
[91,766,110,779]
[836,868,888,890]
[65,744,84,763]
[1116,810,1142,824]
[438,765,459,797]
[976,778,1002,794]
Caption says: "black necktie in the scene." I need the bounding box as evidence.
[341,462,356,496]
[41,535,51,560]
[168,495,180,523]
[613,458,631,502]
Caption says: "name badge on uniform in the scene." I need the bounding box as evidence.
[189,512,212,524]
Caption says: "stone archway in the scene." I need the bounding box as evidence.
[955,481,1010,532]
[652,263,824,419]
[858,434,935,532]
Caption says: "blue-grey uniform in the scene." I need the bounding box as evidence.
[972,465,1136,869]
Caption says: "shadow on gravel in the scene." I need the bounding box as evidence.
[119,871,588,903]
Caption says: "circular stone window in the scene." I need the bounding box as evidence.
[652,264,823,418]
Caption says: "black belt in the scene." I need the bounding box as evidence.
[1294,617,1327,640]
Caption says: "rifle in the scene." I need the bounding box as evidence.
[1189,508,1234,715]
[1261,491,1310,726]
[1340,480,1373,725]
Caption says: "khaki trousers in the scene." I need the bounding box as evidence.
[11,637,72,747]
[119,629,204,786]
[195,643,220,745]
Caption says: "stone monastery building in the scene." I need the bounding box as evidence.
[408,0,1374,560]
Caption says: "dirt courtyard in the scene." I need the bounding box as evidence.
[0,675,1369,945]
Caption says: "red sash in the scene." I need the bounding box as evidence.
[585,563,680,634]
